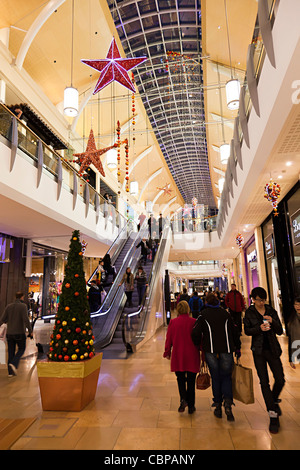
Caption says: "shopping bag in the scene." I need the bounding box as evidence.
[101,290,107,303]
[0,323,7,342]
[232,360,255,404]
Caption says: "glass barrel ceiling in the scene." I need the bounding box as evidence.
[107,0,216,209]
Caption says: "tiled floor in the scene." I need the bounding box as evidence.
[1,318,300,450]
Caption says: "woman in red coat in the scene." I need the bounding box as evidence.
[163,300,200,414]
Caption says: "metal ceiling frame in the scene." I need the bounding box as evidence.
[107,0,216,207]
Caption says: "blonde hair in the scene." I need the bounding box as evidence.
[177,300,190,316]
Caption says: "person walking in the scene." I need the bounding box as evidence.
[119,267,134,307]
[244,287,285,434]
[189,291,203,319]
[135,266,148,306]
[0,292,33,377]
[158,213,165,238]
[163,300,200,414]
[287,296,300,369]
[191,293,241,421]
[225,283,245,335]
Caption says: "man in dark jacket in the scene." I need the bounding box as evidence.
[244,287,285,434]
[192,293,241,421]
[225,284,245,336]
[188,291,203,319]
[136,238,148,266]
[0,292,33,377]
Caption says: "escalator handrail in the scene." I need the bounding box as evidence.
[87,221,132,284]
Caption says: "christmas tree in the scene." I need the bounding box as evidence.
[48,230,95,362]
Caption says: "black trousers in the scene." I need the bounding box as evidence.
[7,334,26,374]
[125,291,133,306]
[253,349,285,412]
[229,309,242,335]
[175,371,196,407]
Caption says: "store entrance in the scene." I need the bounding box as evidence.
[28,244,67,319]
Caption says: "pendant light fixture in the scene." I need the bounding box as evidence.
[220,143,230,164]
[64,0,78,116]
[130,181,139,196]
[106,148,118,169]
[224,0,240,110]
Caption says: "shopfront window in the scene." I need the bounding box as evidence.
[262,218,283,321]
[244,237,260,302]
[287,186,300,295]
[29,245,67,318]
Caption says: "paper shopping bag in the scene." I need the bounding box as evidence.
[232,360,255,404]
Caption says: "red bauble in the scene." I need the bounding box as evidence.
[64,356,69,361]
[76,327,81,333]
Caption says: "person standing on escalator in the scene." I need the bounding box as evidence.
[135,266,148,306]
[119,267,134,307]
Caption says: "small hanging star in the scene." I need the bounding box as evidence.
[81,37,147,94]
[157,183,173,196]
[73,128,116,177]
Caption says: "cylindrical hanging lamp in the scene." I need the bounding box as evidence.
[64,87,79,116]
[218,177,225,193]
[130,181,139,196]
[106,148,118,169]
[226,79,240,110]
[220,143,230,164]
[63,0,78,117]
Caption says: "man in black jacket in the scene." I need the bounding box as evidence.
[192,293,241,421]
[244,287,285,434]
[0,292,33,377]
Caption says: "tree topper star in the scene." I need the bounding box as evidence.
[73,128,116,177]
[81,38,147,94]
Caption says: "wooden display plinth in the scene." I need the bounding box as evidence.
[37,353,102,411]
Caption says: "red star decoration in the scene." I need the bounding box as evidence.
[157,183,173,196]
[73,129,116,177]
[81,37,147,94]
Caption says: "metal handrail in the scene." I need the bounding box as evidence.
[90,221,148,319]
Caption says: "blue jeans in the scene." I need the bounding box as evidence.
[205,352,234,404]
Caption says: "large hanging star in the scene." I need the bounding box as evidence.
[81,38,147,94]
[73,128,116,177]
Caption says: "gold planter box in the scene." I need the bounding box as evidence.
[37,353,102,411]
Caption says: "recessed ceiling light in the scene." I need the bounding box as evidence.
[278,175,283,179]
[286,161,292,166]
[218,25,221,29]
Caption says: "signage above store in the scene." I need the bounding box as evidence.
[264,233,275,259]
[291,208,300,246]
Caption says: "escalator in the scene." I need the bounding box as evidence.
[95,224,172,358]
[90,223,149,352]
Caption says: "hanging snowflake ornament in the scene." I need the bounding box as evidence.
[264,178,281,216]
[235,232,244,249]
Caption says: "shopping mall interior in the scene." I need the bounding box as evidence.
[0,0,300,452]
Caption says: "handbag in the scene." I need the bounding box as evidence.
[196,359,211,390]
[0,323,7,342]
[232,359,255,404]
